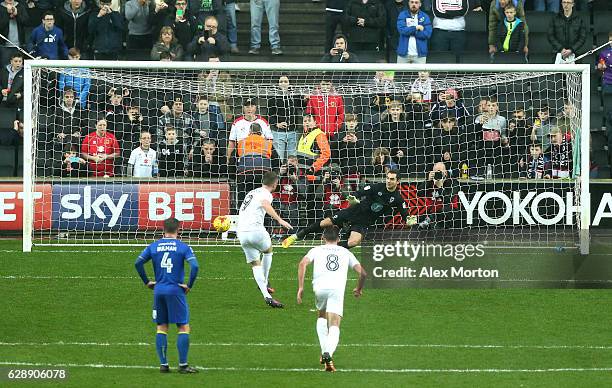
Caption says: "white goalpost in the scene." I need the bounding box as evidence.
[21,61,590,254]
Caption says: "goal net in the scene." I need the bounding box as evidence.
[21,62,590,253]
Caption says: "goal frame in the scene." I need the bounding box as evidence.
[21,61,591,254]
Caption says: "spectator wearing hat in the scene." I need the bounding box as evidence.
[227,97,273,165]
[430,88,471,128]
[342,0,386,62]
[88,0,124,60]
[157,95,195,151]
[396,0,432,64]
[548,0,586,64]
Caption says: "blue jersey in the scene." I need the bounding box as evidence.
[136,238,198,295]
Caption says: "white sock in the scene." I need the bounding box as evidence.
[316,318,328,354]
[262,253,273,284]
[251,266,271,299]
[325,326,340,357]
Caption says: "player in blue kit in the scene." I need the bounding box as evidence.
[134,218,200,374]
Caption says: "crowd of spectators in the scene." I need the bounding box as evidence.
[0,0,610,187]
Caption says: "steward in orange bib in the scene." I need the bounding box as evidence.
[237,122,274,174]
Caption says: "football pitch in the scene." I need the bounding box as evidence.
[2,239,612,387]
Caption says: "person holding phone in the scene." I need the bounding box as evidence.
[187,15,229,61]
[320,34,359,63]
[88,0,125,60]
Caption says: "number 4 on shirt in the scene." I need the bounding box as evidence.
[161,252,173,273]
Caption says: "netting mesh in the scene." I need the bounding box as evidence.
[25,64,586,248]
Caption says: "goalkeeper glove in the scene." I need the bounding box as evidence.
[346,195,360,206]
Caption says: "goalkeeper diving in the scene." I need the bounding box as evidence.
[282,170,416,250]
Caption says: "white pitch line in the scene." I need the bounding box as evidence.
[2,275,612,283]
[0,361,611,374]
[2,341,612,350]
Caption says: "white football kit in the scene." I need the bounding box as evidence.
[128,147,157,177]
[237,187,273,262]
[305,244,360,316]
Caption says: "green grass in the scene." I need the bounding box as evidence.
[2,240,612,387]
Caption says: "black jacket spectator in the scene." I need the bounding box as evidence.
[267,94,301,132]
[495,17,526,53]
[383,0,403,60]
[158,138,186,177]
[335,125,368,175]
[547,9,587,55]
[191,144,226,178]
[56,0,91,52]
[0,62,23,108]
[88,5,125,59]
[188,30,229,61]
[0,1,29,48]
[343,0,386,46]
[187,0,225,33]
[163,12,197,52]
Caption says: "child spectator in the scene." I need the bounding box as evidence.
[493,3,527,61]
[158,127,186,177]
[545,127,572,179]
[518,143,549,179]
[60,145,87,177]
[410,71,434,102]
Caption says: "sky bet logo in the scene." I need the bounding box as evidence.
[51,183,230,231]
[53,184,138,230]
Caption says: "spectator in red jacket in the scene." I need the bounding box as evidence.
[81,116,120,177]
[305,79,345,138]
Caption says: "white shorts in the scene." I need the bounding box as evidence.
[314,288,345,317]
[237,229,272,263]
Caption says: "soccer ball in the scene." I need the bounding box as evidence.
[213,216,231,233]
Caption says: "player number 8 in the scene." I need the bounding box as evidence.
[326,254,339,271]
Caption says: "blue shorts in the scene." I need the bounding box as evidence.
[153,294,189,325]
